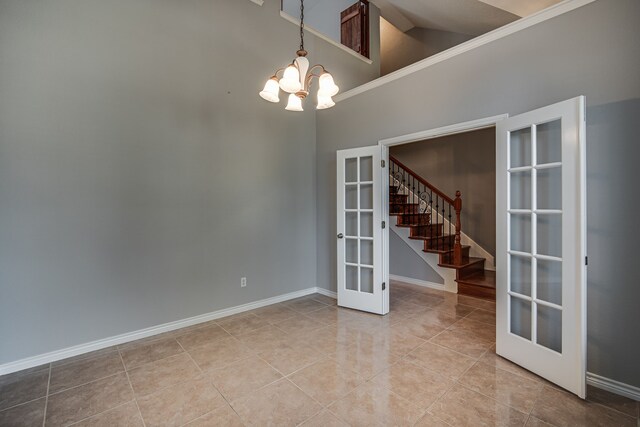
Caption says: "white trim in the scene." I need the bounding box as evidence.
[0,286,324,376]
[279,11,374,65]
[248,0,264,5]
[587,372,640,401]
[389,274,444,291]
[315,287,337,299]
[335,0,595,102]
[380,114,508,147]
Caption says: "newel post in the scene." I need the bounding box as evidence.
[453,191,463,265]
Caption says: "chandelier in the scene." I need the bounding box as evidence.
[259,0,339,111]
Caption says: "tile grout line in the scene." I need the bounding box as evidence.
[41,364,51,427]
[175,339,246,426]
[64,401,134,427]
[118,348,147,427]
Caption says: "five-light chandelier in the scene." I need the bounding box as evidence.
[259,0,339,111]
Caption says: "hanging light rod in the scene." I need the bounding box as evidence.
[259,0,339,111]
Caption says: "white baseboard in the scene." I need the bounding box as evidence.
[315,287,337,299]
[0,286,323,376]
[389,274,445,291]
[587,372,640,401]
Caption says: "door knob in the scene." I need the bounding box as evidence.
[337,233,344,239]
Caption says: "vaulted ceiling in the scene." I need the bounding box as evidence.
[371,0,563,35]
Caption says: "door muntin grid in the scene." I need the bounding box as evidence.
[344,155,375,294]
[507,120,563,353]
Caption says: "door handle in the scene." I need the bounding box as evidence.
[337,233,344,239]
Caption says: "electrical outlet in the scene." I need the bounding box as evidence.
[241,277,247,288]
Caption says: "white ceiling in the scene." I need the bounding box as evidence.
[371,0,562,36]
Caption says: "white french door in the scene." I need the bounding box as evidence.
[496,96,587,398]
[336,146,388,314]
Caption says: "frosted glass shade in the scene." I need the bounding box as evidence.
[285,94,304,111]
[319,72,339,96]
[316,92,335,110]
[279,65,302,93]
[259,78,280,103]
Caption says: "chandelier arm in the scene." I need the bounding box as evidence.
[271,67,286,78]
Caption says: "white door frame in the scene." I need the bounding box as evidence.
[378,114,509,298]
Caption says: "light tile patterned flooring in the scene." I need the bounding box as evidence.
[1,282,638,426]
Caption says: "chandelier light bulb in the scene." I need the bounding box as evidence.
[259,77,280,103]
[316,92,335,110]
[279,65,302,93]
[285,94,304,112]
[318,72,339,97]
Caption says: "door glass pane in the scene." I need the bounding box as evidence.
[345,212,358,237]
[345,185,358,209]
[346,265,358,291]
[345,158,358,183]
[360,156,373,181]
[537,167,562,210]
[510,296,531,340]
[345,239,358,264]
[536,120,562,164]
[537,259,562,305]
[510,171,532,209]
[360,184,373,209]
[360,239,373,266]
[537,214,562,258]
[510,127,532,168]
[510,214,532,253]
[360,212,373,237]
[510,255,532,296]
[537,305,562,353]
[361,267,373,293]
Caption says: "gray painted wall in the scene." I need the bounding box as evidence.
[0,0,375,365]
[316,0,640,387]
[390,128,496,256]
[389,231,444,284]
[380,18,474,75]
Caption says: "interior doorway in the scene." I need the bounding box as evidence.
[386,126,497,300]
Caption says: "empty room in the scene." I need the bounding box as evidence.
[1,0,638,425]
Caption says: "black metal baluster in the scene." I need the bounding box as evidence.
[448,204,452,260]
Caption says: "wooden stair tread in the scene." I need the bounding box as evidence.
[456,270,496,289]
[438,257,485,269]
[423,245,470,254]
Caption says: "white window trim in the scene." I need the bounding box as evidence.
[335,0,595,102]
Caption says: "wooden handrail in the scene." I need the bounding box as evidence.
[389,155,455,205]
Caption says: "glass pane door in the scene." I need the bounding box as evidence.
[337,146,385,314]
[496,96,586,398]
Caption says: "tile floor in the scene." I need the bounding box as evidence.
[1,282,638,426]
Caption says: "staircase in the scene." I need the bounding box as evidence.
[389,155,496,300]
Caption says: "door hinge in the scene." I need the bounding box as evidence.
[381,159,385,168]
[382,282,386,291]
[381,221,386,229]
[585,256,588,266]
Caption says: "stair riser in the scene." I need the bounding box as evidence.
[397,214,431,226]
[458,283,496,300]
[390,204,420,214]
[390,194,408,203]
[440,247,471,264]
[458,259,486,279]
[389,186,399,195]
[423,236,455,250]
[410,224,443,238]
